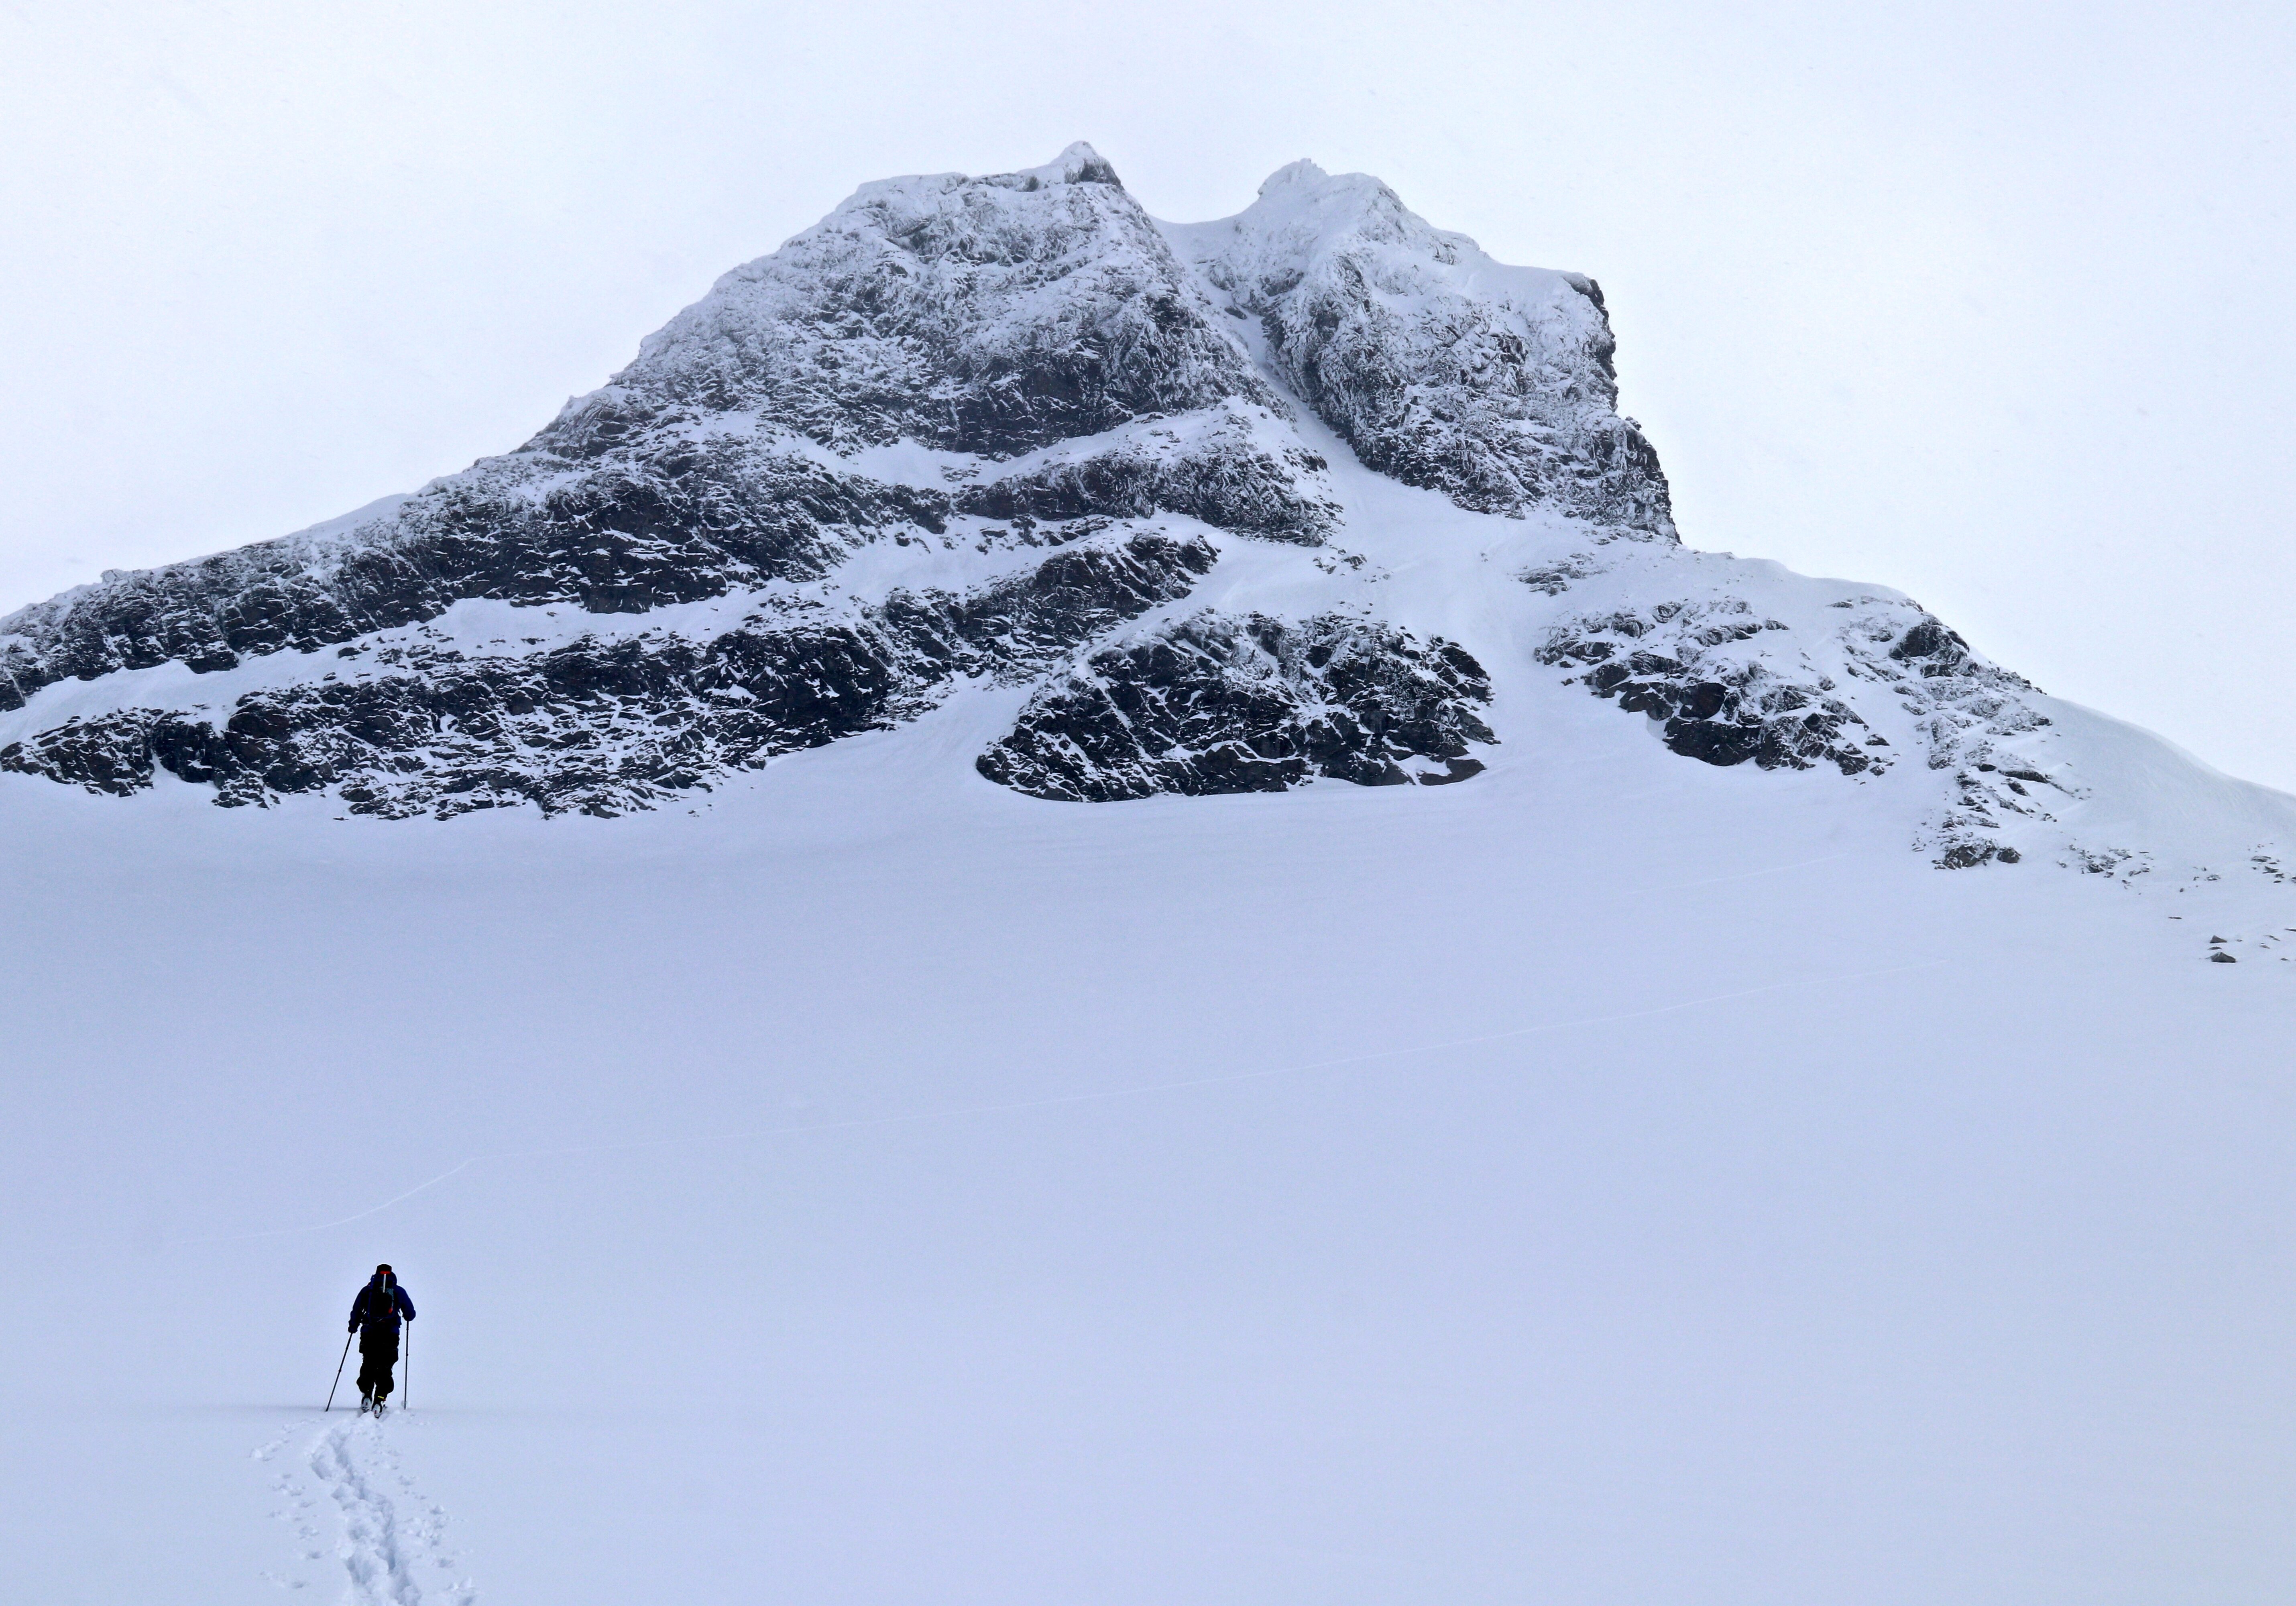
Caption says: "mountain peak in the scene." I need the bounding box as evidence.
[1,143,2286,895]
[1002,141,1123,191]
[1245,159,1411,234]
[1257,157,1330,195]
[1168,159,1670,532]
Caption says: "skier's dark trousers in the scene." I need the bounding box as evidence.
[350,1264,416,1406]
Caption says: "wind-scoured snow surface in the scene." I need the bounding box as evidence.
[4,147,2296,1604]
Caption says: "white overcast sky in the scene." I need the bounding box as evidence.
[3,1,2290,785]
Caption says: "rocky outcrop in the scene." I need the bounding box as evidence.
[1538,599,1888,775]
[951,405,1337,543]
[1,530,1214,817]
[0,445,951,704]
[977,611,1494,801]
[1537,582,2068,868]
[1831,598,2058,868]
[1171,163,1674,534]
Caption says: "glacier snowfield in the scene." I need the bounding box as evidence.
[5,699,2294,1602]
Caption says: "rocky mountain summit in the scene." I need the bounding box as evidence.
[0,143,2270,875]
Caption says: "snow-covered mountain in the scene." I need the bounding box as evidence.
[9,141,2271,882]
[7,147,2296,1606]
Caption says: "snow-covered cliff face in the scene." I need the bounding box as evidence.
[559,142,1270,459]
[0,143,2286,880]
[1165,160,1672,533]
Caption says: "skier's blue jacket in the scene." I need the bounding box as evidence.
[350,1279,415,1334]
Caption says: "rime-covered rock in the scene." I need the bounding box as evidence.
[1537,599,1885,776]
[978,613,1494,801]
[1166,162,1674,532]
[1532,560,2067,867]
[548,142,1276,460]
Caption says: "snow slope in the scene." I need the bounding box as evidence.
[3,146,2294,1604]
[6,694,2295,1603]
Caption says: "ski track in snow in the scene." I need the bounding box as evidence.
[254,1414,472,1603]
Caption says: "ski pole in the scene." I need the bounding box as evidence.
[325,1331,354,1412]
[403,1321,411,1412]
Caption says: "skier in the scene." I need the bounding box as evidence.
[349,1264,416,1414]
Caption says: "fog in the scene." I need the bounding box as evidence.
[3,0,2288,783]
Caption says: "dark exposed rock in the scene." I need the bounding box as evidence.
[977,612,1495,801]
[953,412,1336,543]
[2,531,1215,817]
[1889,620,1978,676]
[1937,840,2024,869]
[0,443,951,701]
[0,417,1319,711]
[1418,756,1485,786]
[1517,554,1607,595]
[1834,603,2051,869]
[1538,600,1883,775]
[0,710,173,796]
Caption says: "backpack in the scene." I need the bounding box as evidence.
[363,1276,396,1327]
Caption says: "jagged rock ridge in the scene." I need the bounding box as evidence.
[1168,162,1673,534]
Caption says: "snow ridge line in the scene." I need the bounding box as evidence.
[304,1416,471,1605]
[176,954,1952,1247]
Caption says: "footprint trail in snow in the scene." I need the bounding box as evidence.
[255,1414,474,1602]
